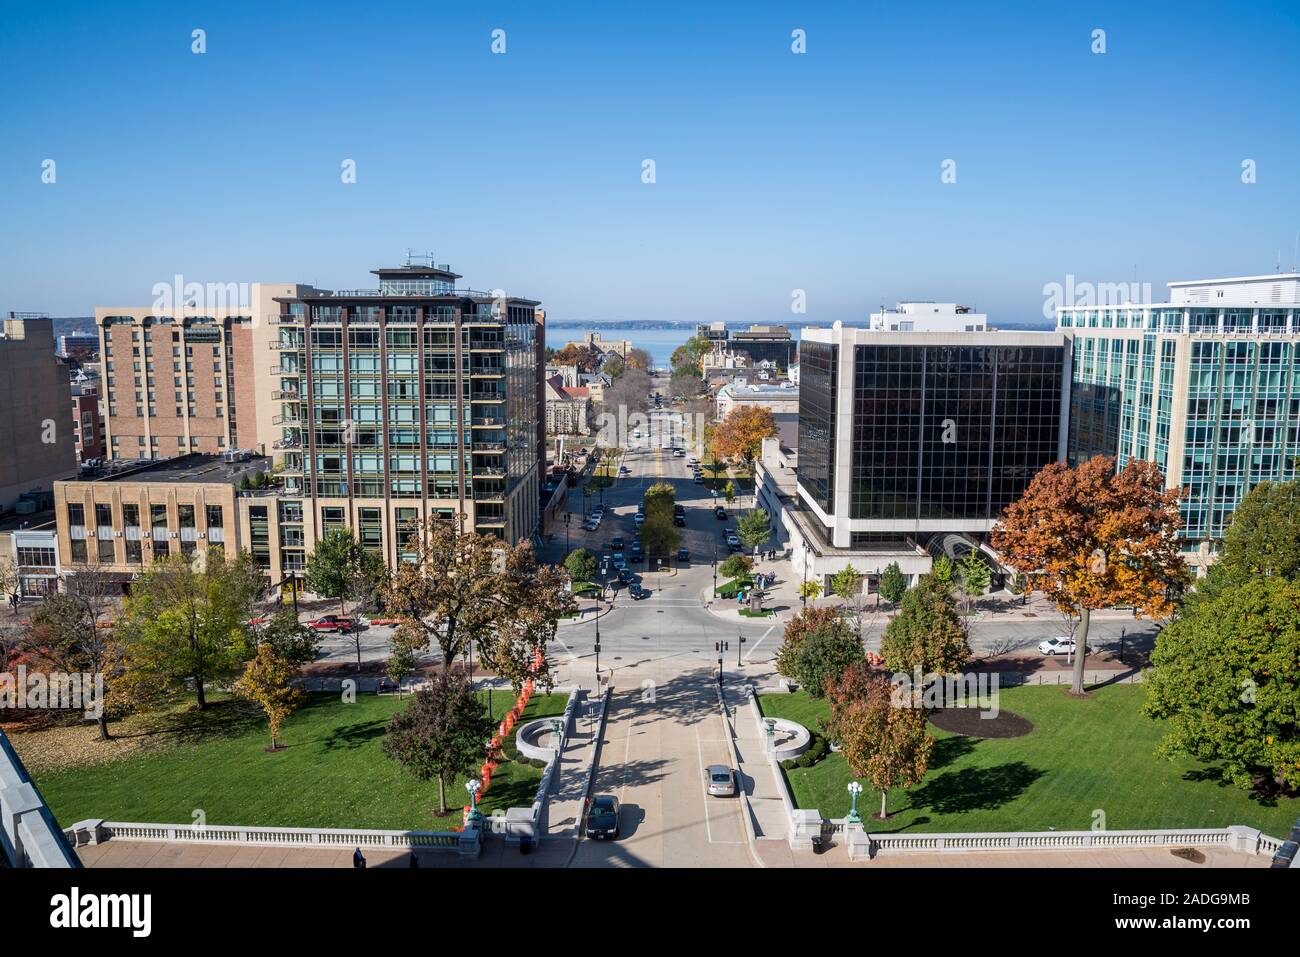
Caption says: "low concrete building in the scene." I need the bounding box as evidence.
[544,376,592,436]
[715,378,800,419]
[53,452,273,587]
[0,512,62,600]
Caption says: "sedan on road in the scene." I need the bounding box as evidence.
[586,795,620,839]
[705,765,737,797]
[678,548,690,563]
[714,506,727,520]
[1038,636,1089,656]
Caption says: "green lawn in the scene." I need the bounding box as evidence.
[757,685,1298,838]
[34,690,569,832]
[715,575,754,598]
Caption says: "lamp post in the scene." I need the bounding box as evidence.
[715,640,728,686]
[847,781,863,825]
[764,717,776,753]
[465,779,483,825]
[737,634,745,667]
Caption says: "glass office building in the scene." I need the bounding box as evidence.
[1058,273,1300,571]
[795,326,1068,547]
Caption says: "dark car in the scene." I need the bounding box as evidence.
[586,795,620,839]
[714,506,727,520]
[678,548,690,563]
[611,536,625,551]
[629,544,644,562]
[629,583,647,600]
[618,568,633,584]
[673,515,686,527]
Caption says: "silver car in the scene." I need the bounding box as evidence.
[705,765,737,797]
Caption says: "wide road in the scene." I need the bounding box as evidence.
[570,666,752,868]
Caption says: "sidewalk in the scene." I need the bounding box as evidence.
[545,689,608,840]
[722,680,790,845]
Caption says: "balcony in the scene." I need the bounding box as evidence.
[273,436,302,451]
[269,340,303,351]
[470,392,504,402]
[471,417,505,427]
[273,366,301,377]
[269,314,304,325]
[271,390,300,401]
[472,442,505,453]
[472,465,505,478]
[272,414,302,427]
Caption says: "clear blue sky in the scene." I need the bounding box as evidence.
[2,0,1297,324]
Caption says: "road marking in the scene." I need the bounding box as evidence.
[743,623,779,662]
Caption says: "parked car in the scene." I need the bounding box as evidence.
[583,519,599,531]
[705,765,737,797]
[726,534,741,551]
[611,536,625,551]
[678,548,690,563]
[715,506,727,520]
[586,795,620,839]
[634,514,645,528]
[619,465,630,474]
[673,515,686,527]
[1038,636,1089,656]
[309,615,356,633]
[630,544,644,562]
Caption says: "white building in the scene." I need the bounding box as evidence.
[715,378,799,419]
[869,302,988,333]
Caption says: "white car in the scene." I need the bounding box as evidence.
[1038,636,1088,656]
[705,765,737,797]
[633,514,645,528]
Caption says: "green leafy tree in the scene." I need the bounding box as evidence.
[793,623,865,698]
[251,607,320,667]
[879,576,971,677]
[304,528,388,620]
[737,509,772,555]
[641,482,680,561]
[383,671,498,817]
[830,564,862,603]
[827,665,933,818]
[564,547,598,584]
[956,549,991,612]
[1212,480,1300,587]
[385,624,424,695]
[116,549,264,710]
[879,562,908,605]
[775,606,847,680]
[719,553,752,581]
[722,480,736,508]
[1144,575,1300,792]
[234,644,304,751]
[931,555,954,588]
[798,579,823,603]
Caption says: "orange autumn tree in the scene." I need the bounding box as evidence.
[989,456,1188,696]
[710,406,778,475]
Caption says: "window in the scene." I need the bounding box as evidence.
[16,546,56,567]
[178,505,195,528]
[206,505,224,528]
[98,537,115,562]
[126,539,142,563]
[71,539,87,562]
[67,503,85,527]
[95,503,112,527]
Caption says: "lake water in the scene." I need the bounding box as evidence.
[550,326,692,369]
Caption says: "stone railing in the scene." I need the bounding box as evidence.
[828,824,1284,861]
[496,686,584,846]
[64,819,479,856]
[746,687,800,842]
[1,729,80,868]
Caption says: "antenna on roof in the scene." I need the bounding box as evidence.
[404,248,414,266]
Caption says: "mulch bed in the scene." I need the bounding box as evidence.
[927,707,1034,739]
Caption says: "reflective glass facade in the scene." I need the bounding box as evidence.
[796,340,837,513]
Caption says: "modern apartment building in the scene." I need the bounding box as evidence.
[262,260,546,575]
[1058,272,1300,570]
[0,313,78,512]
[697,322,797,371]
[764,322,1068,590]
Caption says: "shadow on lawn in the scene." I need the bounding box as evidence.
[928,735,976,771]
[903,761,1044,816]
[1180,765,1297,808]
[112,698,266,747]
[319,720,387,752]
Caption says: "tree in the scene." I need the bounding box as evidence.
[798,579,823,603]
[552,343,601,373]
[792,622,865,698]
[386,521,574,692]
[737,509,772,556]
[386,624,424,695]
[564,547,598,584]
[603,355,626,378]
[879,562,908,605]
[0,555,18,606]
[719,553,752,581]
[670,368,705,399]
[382,670,496,817]
[711,406,778,474]
[830,564,865,638]
[1213,479,1300,585]
[116,549,263,710]
[641,482,680,562]
[775,606,847,680]
[956,549,991,612]
[879,575,971,677]
[827,666,933,818]
[931,555,954,589]
[251,607,319,667]
[670,335,711,373]
[25,565,124,739]
[599,367,652,420]
[722,480,736,508]
[1144,575,1300,792]
[304,527,388,620]
[234,644,304,751]
[626,348,652,371]
[989,456,1188,696]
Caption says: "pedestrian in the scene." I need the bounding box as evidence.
[409,850,419,868]
[352,847,366,869]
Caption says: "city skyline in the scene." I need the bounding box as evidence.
[3,1,1298,323]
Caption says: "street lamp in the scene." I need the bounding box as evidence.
[847,781,863,825]
[715,640,729,686]
[737,634,745,667]
[465,779,483,825]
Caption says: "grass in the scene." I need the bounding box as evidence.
[757,685,1299,838]
[27,690,570,832]
[715,575,754,598]
[570,580,601,597]
[740,608,774,618]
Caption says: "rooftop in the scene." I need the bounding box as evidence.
[71,452,271,487]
